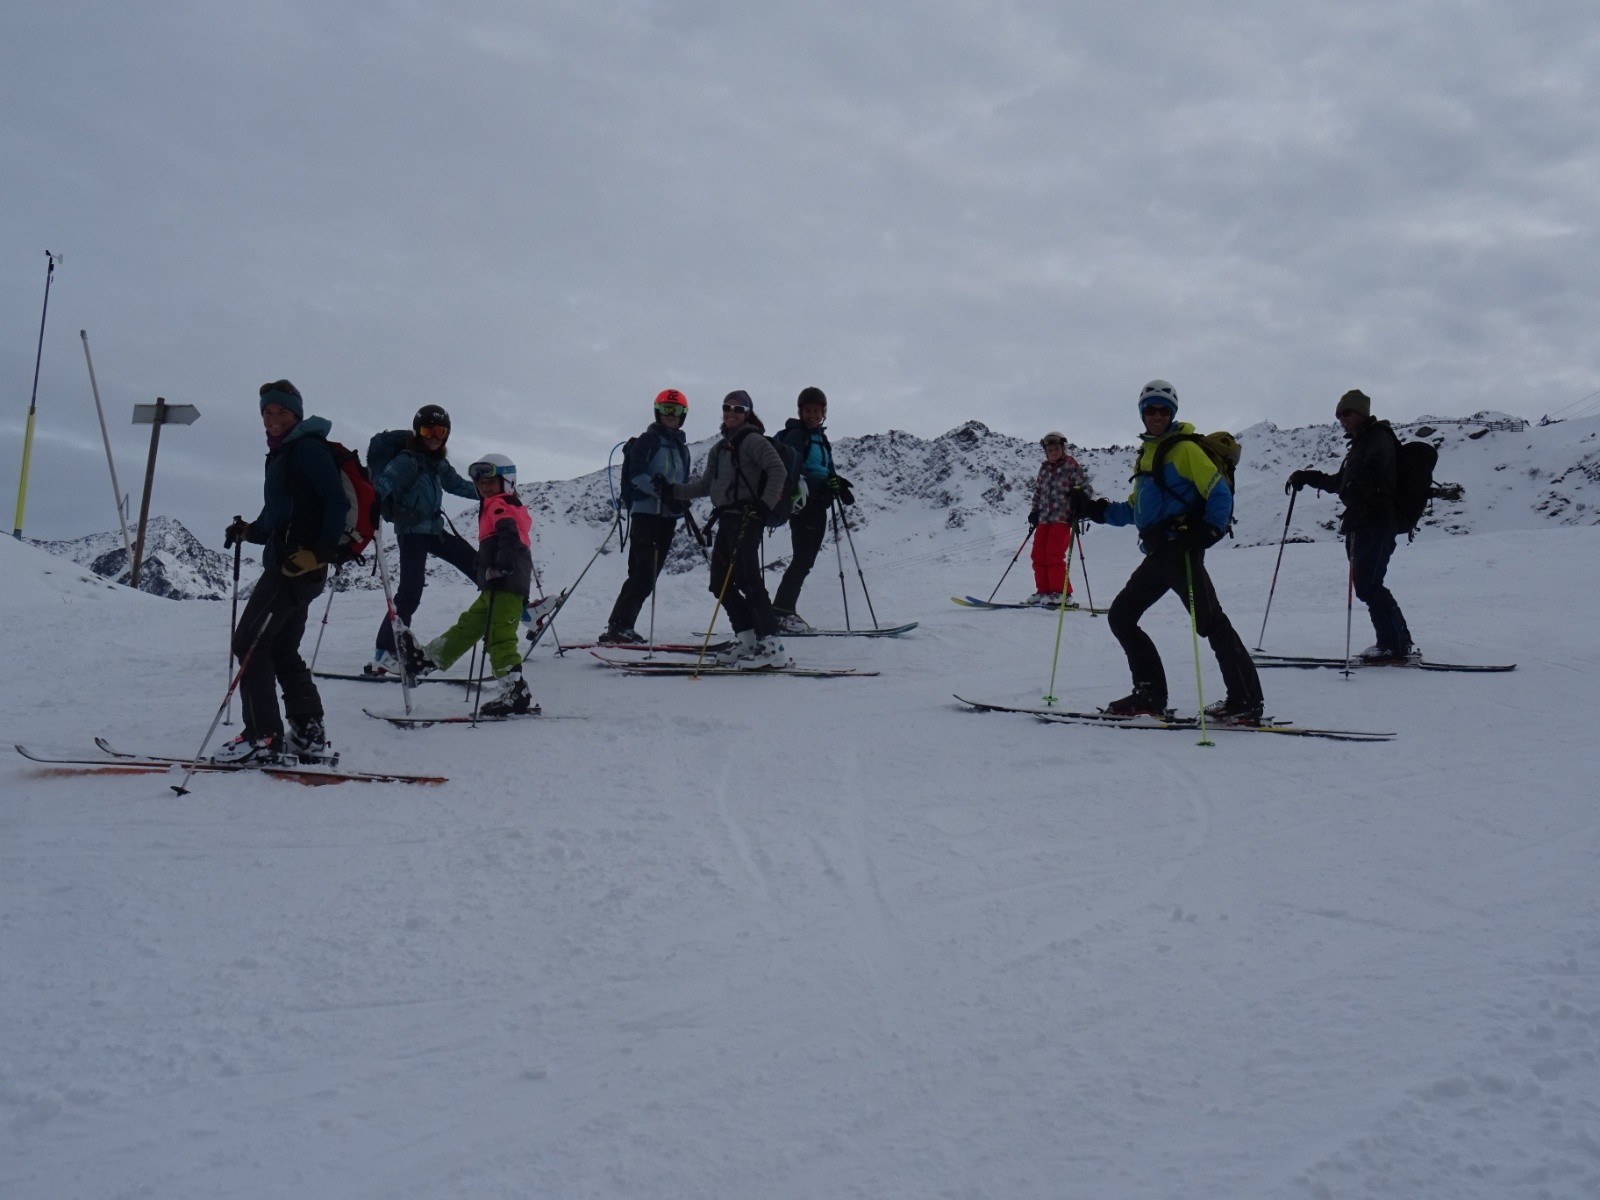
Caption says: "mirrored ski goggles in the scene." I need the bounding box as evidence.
[416,424,450,440]
[722,402,750,414]
[468,461,514,482]
[654,403,687,417]
[1041,437,1065,448]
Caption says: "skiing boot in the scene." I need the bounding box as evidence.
[1023,592,1047,606]
[776,612,813,634]
[739,637,794,670]
[1359,643,1422,665]
[598,626,646,645]
[1203,697,1265,726]
[1103,686,1167,717]
[362,648,397,677]
[480,668,534,717]
[285,716,337,764]
[211,731,287,766]
[715,629,758,666]
[397,629,436,684]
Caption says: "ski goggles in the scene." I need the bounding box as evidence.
[654,403,687,417]
[468,461,514,482]
[1040,437,1065,448]
[722,402,750,414]
[416,424,449,440]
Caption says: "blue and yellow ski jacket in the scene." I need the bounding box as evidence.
[1103,421,1233,551]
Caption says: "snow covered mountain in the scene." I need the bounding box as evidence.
[32,412,1599,598]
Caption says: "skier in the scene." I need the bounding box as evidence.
[771,386,852,633]
[659,391,792,668]
[216,380,351,763]
[1073,380,1264,723]
[400,453,536,716]
[599,389,693,645]
[1025,431,1092,606]
[1286,389,1418,664]
[365,405,480,675]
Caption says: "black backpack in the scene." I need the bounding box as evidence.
[1393,438,1440,539]
[366,429,412,521]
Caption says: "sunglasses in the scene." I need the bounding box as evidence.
[416,424,449,440]
[722,403,750,414]
[655,404,687,417]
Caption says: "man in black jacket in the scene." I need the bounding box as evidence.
[1287,389,1416,663]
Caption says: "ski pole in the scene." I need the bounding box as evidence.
[1184,550,1215,748]
[830,501,851,631]
[682,510,712,565]
[646,542,659,659]
[1042,588,1072,706]
[1072,523,1097,616]
[987,527,1035,603]
[521,510,623,662]
[1342,537,1356,679]
[307,566,338,671]
[694,509,751,676]
[1254,491,1297,650]
[171,612,273,795]
[833,498,879,629]
[470,591,496,726]
[529,547,563,656]
[371,525,414,715]
[223,533,242,726]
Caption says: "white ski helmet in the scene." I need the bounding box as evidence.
[469,453,517,490]
[1138,379,1178,413]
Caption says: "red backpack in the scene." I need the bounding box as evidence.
[324,440,379,562]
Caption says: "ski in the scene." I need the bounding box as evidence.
[952,596,1108,614]
[591,652,876,678]
[362,706,572,727]
[313,670,476,686]
[952,696,1396,742]
[16,743,447,785]
[692,623,918,638]
[559,641,727,655]
[1250,652,1516,673]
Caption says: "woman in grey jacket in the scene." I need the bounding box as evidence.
[663,391,791,668]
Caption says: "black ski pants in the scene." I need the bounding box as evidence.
[1106,544,1262,708]
[375,530,478,654]
[607,513,679,633]
[772,494,829,615]
[1347,529,1412,653]
[233,566,327,739]
[710,508,778,639]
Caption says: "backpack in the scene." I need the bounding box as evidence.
[324,440,379,562]
[733,433,806,527]
[1148,430,1242,517]
[1393,438,1440,539]
[366,429,412,520]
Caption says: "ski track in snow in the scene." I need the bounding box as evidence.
[3,506,1599,1198]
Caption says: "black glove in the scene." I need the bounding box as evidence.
[1027,508,1040,530]
[1170,520,1221,551]
[1071,489,1108,523]
[224,516,251,549]
[1286,470,1312,495]
[650,474,673,499]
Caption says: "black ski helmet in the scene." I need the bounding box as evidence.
[412,404,452,435]
[797,386,827,413]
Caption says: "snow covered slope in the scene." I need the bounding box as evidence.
[4,440,1598,1199]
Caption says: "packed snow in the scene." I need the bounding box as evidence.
[4,416,1598,1199]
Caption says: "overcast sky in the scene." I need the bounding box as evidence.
[3,0,1597,540]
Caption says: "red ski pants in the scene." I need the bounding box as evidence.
[1031,522,1074,595]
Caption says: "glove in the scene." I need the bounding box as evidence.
[1171,521,1221,551]
[1286,470,1312,495]
[1071,489,1108,523]
[748,500,774,525]
[224,516,251,549]
[1027,508,1039,530]
[281,548,324,577]
[650,474,673,499]
[483,566,507,581]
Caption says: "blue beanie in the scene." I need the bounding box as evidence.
[259,379,303,419]
[1137,379,1178,414]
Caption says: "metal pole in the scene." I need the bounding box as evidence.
[832,498,879,628]
[1253,491,1298,651]
[129,398,167,589]
[224,533,242,726]
[80,330,135,570]
[12,251,58,539]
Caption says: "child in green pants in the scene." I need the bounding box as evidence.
[402,453,535,716]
